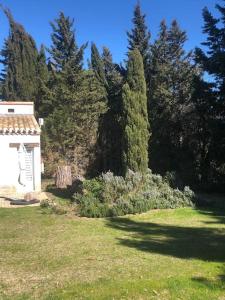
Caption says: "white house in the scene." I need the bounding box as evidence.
[0,102,41,195]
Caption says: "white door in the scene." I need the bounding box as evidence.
[24,147,34,191]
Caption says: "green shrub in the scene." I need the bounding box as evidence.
[82,178,103,200]
[76,194,110,217]
[73,169,195,218]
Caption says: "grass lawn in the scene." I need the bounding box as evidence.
[0,207,225,299]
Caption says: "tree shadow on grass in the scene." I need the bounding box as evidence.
[106,209,225,263]
[192,272,225,290]
[197,209,225,225]
[46,185,73,200]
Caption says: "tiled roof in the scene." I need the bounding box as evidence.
[0,115,41,134]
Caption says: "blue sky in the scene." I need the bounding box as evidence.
[0,0,219,66]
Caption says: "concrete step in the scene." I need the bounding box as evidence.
[0,186,17,196]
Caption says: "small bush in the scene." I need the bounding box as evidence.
[74,194,110,217]
[73,169,195,218]
[82,178,103,200]
[40,199,51,208]
[40,198,72,215]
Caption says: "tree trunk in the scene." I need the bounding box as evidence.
[55,165,72,188]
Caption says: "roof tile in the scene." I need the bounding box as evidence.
[0,115,41,135]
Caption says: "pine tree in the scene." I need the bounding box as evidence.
[149,20,170,122]
[167,20,194,110]
[196,2,225,114]
[0,7,38,101]
[44,70,107,176]
[127,1,151,68]
[149,20,196,175]
[48,12,87,72]
[195,1,225,190]
[45,11,88,112]
[148,21,172,171]
[43,13,108,176]
[122,48,149,175]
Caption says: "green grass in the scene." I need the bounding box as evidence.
[0,207,225,299]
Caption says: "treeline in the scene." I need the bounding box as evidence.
[0,2,224,192]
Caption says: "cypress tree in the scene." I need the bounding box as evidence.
[102,47,123,96]
[101,47,123,174]
[90,44,123,174]
[35,44,51,117]
[122,48,149,175]
[0,7,38,101]
[37,45,49,86]
[127,2,151,138]
[91,43,108,87]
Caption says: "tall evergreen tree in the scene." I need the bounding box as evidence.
[48,12,87,72]
[127,2,151,134]
[43,13,108,176]
[101,47,123,173]
[0,7,38,101]
[90,44,123,174]
[149,20,196,177]
[149,20,172,171]
[195,1,225,190]
[102,47,123,95]
[195,3,225,108]
[127,1,151,68]
[43,70,107,176]
[91,43,108,87]
[35,44,51,117]
[122,48,149,175]
[44,11,88,115]
[189,76,216,188]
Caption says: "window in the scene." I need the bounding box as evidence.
[8,108,15,113]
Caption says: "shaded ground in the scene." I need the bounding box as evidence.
[0,207,225,299]
[106,209,225,262]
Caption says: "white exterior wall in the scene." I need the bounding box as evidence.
[0,134,41,193]
[0,102,34,115]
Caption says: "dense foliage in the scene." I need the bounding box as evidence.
[149,20,197,181]
[41,13,107,176]
[90,43,123,174]
[73,170,194,217]
[0,1,224,194]
[194,2,225,190]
